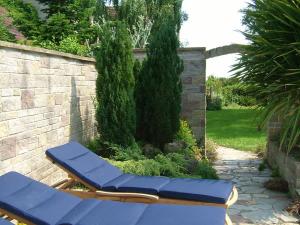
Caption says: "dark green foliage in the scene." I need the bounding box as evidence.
[0,17,15,42]
[86,121,218,180]
[39,13,73,44]
[95,22,136,147]
[175,120,197,148]
[38,35,90,56]
[136,16,183,148]
[206,75,256,108]
[222,83,256,107]
[36,0,73,17]
[0,0,41,40]
[234,0,300,152]
[110,153,217,178]
[207,96,222,111]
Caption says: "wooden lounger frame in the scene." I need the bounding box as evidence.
[47,156,238,225]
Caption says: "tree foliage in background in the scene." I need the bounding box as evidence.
[136,14,183,148]
[234,0,300,152]
[0,0,186,54]
[95,22,136,146]
[0,16,16,42]
[206,75,256,110]
[0,0,41,40]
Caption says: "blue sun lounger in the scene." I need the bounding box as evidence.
[0,218,13,225]
[0,172,230,225]
[46,142,238,208]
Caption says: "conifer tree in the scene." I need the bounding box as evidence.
[95,21,136,146]
[136,15,183,148]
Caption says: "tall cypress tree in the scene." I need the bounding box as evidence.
[136,15,183,148]
[95,21,136,146]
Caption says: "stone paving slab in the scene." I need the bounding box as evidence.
[214,147,300,225]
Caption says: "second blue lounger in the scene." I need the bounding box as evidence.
[0,172,229,225]
[46,141,238,207]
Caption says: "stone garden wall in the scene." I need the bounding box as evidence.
[267,119,300,198]
[0,41,206,185]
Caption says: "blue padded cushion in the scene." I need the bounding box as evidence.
[159,178,233,204]
[0,172,81,225]
[47,142,233,204]
[103,175,233,204]
[0,172,226,225]
[46,141,123,189]
[0,218,13,225]
[58,199,148,225]
[58,199,226,225]
[138,204,226,225]
[103,174,170,195]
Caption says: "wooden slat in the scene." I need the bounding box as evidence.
[0,208,35,225]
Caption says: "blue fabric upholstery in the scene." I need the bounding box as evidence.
[103,174,170,195]
[46,142,233,204]
[46,141,123,189]
[159,178,233,204]
[0,218,13,225]
[138,204,226,225]
[58,199,148,225]
[0,172,81,225]
[57,200,226,225]
[104,176,232,204]
[0,172,226,225]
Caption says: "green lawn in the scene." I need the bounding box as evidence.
[207,107,267,152]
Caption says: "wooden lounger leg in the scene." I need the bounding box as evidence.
[226,186,239,208]
[51,178,75,190]
[225,214,233,225]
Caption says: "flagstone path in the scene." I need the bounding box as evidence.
[214,146,299,225]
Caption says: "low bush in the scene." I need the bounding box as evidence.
[109,154,217,179]
[86,121,218,180]
[0,16,15,42]
[207,96,222,111]
[37,35,90,56]
[204,139,218,162]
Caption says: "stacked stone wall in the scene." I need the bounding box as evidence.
[0,41,206,184]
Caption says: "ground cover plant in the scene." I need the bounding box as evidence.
[87,120,218,179]
[207,106,267,151]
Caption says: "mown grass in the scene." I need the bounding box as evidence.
[207,107,267,152]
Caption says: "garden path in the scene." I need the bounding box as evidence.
[214,146,299,225]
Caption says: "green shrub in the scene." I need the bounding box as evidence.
[58,35,89,56]
[194,160,218,179]
[136,15,183,148]
[234,0,300,152]
[176,120,197,148]
[205,139,218,162]
[0,16,15,42]
[110,159,162,176]
[112,142,146,161]
[207,96,222,111]
[223,84,256,107]
[40,13,73,44]
[175,120,202,160]
[95,21,136,147]
[37,36,89,56]
[0,0,41,40]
